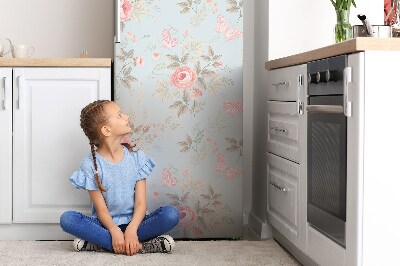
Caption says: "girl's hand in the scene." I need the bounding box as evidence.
[124,227,141,256]
[110,227,126,254]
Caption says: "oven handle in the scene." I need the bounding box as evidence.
[306,105,343,114]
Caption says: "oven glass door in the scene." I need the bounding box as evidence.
[307,95,347,247]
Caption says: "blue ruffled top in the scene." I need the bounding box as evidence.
[70,146,155,226]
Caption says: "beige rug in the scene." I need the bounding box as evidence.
[0,239,301,265]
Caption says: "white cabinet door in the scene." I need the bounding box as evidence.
[267,152,300,246]
[13,67,111,223]
[266,101,299,163]
[0,68,12,224]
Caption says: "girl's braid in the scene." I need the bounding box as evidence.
[90,142,107,192]
[80,100,111,192]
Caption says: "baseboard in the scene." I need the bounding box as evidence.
[0,224,73,240]
[272,228,318,266]
[248,211,272,239]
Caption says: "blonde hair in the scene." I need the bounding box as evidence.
[80,100,134,192]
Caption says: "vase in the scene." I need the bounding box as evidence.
[335,9,352,43]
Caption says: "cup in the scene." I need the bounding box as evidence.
[11,44,34,58]
[0,38,12,57]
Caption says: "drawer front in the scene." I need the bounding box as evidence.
[266,64,306,101]
[267,153,299,244]
[267,101,299,163]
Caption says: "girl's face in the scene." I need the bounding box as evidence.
[102,102,132,137]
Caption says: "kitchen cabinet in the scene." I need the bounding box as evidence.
[265,64,307,252]
[266,38,400,266]
[0,66,110,239]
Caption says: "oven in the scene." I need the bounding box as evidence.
[306,55,348,248]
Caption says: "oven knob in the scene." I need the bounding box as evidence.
[309,72,320,84]
[328,70,338,82]
[319,71,329,83]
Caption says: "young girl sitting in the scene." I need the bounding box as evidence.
[60,100,180,256]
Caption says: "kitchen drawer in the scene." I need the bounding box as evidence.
[267,101,299,163]
[267,153,299,245]
[266,64,306,101]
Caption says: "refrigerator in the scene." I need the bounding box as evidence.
[113,0,243,238]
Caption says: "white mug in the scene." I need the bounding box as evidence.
[11,44,34,58]
[0,38,12,57]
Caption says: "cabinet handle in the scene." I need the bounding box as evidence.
[272,81,289,87]
[2,77,6,110]
[269,181,290,192]
[17,76,23,109]
[270,127,288,134]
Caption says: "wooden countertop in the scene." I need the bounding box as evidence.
[0,58,111,67]
[265,37,400,70]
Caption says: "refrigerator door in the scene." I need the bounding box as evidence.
[114,0,243,238]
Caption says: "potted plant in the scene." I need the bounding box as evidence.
[331,0,357,42]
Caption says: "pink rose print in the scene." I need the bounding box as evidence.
[162,29,178,48]
[120,0,133,22]
[224,100,243,116]
[171,66,197,90]
[192,88,203,99]
[162,168,177,186]
[152,53,159,60]
[135,56,144,66]
[178,205,197,227]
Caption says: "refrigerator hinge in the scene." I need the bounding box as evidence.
[297,100,304,115]
[297,75,304,115]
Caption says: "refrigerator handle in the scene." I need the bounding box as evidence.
[115,0,121,43]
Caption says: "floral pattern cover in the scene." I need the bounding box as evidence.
[114,0,243,238]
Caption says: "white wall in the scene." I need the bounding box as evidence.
[0,0,114,58]
[268,0,383,60]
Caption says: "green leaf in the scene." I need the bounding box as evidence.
[181,53,190,64]
[166,193,180,201]
[170,101,183,109]
[181,192,190,203]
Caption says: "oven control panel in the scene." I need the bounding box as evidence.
[307,55,347,96]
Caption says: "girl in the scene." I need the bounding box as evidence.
[60,100,180,256]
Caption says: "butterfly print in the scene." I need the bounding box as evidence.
[162,29,178,48]
[215,14,243,42]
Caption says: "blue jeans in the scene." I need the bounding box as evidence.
[60,206,179,252]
